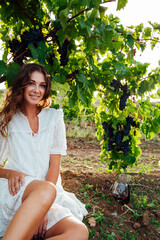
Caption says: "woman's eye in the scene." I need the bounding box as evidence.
[41,85,46,88]
[28,82,34,85]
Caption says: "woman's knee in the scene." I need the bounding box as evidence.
[22,180,56,206]
[66,221,88,240]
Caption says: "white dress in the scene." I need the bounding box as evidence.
[0,108,88,236]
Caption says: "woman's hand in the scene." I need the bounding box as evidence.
[32,214,48,239]
[8,170,28,196]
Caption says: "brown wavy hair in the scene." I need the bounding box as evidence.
[0,63,52,138]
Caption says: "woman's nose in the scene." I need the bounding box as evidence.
[33,85,40,92]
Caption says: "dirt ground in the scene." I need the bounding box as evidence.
[61,137,160,240]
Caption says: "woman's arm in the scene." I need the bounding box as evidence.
[0,167,28,195]
[46,154,61,185]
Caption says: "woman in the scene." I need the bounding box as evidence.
[0,63,88,240]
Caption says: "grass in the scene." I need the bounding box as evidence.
[66,118,97,139]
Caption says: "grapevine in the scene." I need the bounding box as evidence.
[8,27,70,67]
[110,80,130,111]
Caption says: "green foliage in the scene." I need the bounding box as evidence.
[117,0,128,11]
[0,0,160,171]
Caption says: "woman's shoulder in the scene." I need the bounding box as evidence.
[41,108,64,121]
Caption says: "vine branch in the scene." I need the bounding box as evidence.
[15,0,36,27]
[137,38,160,43]
[67,0,116,23]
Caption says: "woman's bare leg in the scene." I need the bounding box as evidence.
[2,180,56,240]
[45,216,88,240]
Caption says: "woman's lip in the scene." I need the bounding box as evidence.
[29,95,40,97]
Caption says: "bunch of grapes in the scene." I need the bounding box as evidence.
[102,116,136,156]
[20,28,43,47]
[119,83,130,111]
[51,29,69,67]
[124,116,136,135]
[8,28,43,65]
[58,39,69,67]
[110,80,130,111]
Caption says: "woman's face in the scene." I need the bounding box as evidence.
[23,71,46,106]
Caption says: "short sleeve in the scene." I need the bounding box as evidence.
[50,110,67,155]
[0,133,9,166]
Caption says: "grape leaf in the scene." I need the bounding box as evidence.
[117,0,128,10]
[0,60,7,77]
[6,63,20,87]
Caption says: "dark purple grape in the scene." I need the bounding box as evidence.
[121,140,130,155]
[119,83,130,111]
[47,52,55,66]
[110,79,122,91]
[119,93,129,110]
[124,122,131,135]
[108,141,114,151]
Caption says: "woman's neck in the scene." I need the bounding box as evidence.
[21,104,40,118]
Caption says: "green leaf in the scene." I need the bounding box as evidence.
[0,60,7,77]
[103,28,114,46]
[46,0,54,11]
[54,0,67,9]
[53,74,66,84]
[99,6,107,20]
[135,23,144,33]
[126,34,135,48]
[138,80,150,96]
[91,0,101,9]
[28,44,39,59]
[59,8,69,29]
[113,33,123,52]
[37,41,49,65]
[68,90,78,107]
[89,8,98,22]
[122,135,129,142]
[6,63,20,87]
[78,16,86,29]
[75,73,89,89]
[77,85,87,105]
[51,82,70,95]
[157,88,160,97]
[117,0,128,10]
[143,27,152,38]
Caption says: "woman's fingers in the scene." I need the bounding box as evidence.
[20,175,25,186]
[9,175,25,196]
[42,217,48,237]
[8,179,13,195]
[38,215,48,238]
